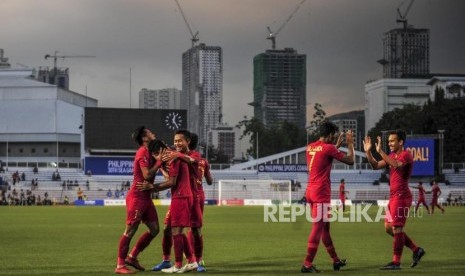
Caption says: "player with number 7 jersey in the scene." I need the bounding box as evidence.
[301,121,354,273]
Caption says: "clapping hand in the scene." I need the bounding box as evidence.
[363,136,372,152]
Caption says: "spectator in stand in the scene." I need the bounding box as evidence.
[64,195,69,205]
[44,192,49,205]
[21,172,26,181]
[447,193,453,206]
[86,180,90,190]
[107,189,113,199]
[115,189,121,199]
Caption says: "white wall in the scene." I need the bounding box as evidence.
[365,78,430,132]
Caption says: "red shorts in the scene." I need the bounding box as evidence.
[308,202,331,223]
[168,197,193,227]
[339,196,345,204]
[432,197,438,205]
[126,196,158,225]
[417,197,428,205]
[385,197,412,227]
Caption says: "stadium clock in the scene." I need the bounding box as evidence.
[164,112,183,130]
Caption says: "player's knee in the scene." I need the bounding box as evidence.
[163,227,172,236]
[149,226,160,237]
[192,227,202,236]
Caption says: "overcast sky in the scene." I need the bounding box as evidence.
[1,0,464,127]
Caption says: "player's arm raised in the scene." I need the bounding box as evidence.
[339,130,354,165]
[363,135,387,170]
[375,136,403,168]
[141,148,166,180]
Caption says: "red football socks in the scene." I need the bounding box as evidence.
[403,232,418,252]
[393,232,405,264]
[162,233,172,261]
[129,231,154,258]
[117,234,131,266]
[173,234,184,268]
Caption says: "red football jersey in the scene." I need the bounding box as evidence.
[129,146,154,200]
[188,150,201,196]
[388,150,413,199]
[418,185,426,199]
[432,185,441,199]
[339,183,345,198]
[168,158,192,199]
[196,158,211,192]
[305,140,345,203]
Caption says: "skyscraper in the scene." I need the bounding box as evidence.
[182,43,223,144]
[378,27,430,78]
[251,48,306,129]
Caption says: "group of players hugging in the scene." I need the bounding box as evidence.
[115,126,212,274]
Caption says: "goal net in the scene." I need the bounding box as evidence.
[218,179,292,206]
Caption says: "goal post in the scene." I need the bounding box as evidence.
[218,179,292,206]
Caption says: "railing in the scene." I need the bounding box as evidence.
[0,161,81,170]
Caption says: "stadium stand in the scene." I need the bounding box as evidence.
[2,166,465,204]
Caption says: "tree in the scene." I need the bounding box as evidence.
[205,144,230,164]
[236,116,307,158]
[367,93,465,163]
[236,116,266,158]
[307,103,327,142]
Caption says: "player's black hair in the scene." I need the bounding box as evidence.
[389,129,407,144]
[189,133,199,150]
[340,179,345,183]
[148,139,168,154]
[132,126,146,146]
[419,181,423,185]
[319,121,339,138]
[175,129,191,142]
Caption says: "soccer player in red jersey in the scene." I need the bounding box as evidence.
[139,130,198,273]
[429,180,445,214]
[187,134,213,272]
[178,133,211,272]
[338,179,349,212]
[151,131,199,272]
[410,181,430,214]
[115,126,164,274]
[301,121,354,273]
[153,132,213,272]
[364,129,425,270]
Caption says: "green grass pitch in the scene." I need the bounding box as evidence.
[1,205,465,275]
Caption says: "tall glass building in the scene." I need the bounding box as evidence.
[252,48,306,129]
[378,27,430,78]
[182,43,223,144]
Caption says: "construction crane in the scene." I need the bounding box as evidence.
[44,51,95,73]
[267,0,307,50]
[396,0,415,29]
[174,0,199,48]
